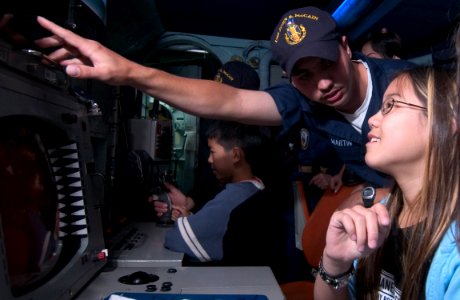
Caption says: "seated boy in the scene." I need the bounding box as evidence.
[153,120,286,278]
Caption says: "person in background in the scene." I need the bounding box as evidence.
[283,125,345,212]
[140,61,261,221]
[277,122,347,282]
[153,120,286,281]
[314,66,460,299]
[190,60,261,212]
[361,28,402,59]
[200,61,345,282]
[213,60,261,88]
[34,6,416,211]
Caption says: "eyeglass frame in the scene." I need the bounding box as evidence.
[380,99,427,115]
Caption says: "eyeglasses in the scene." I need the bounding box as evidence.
[380,99,427,115]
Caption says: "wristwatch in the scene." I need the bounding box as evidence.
[318,256,355,290]
[362,186,376,208]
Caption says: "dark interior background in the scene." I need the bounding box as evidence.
[107,0,460,62]
[1,0,460,244]
[2,0,460,63]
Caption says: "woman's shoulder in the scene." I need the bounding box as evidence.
[436,222,459,255]
[425,222,460,299]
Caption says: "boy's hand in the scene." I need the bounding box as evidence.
[171,205,192,220]
[148,195,168,217]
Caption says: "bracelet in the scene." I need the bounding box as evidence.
[318,256,355,290]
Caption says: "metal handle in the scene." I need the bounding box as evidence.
[21,49,63,69]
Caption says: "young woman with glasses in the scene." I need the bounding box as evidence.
[314,65,460,299]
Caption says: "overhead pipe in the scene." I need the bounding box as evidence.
[332,0,402,42]
[332,0,378,29]
[345,0,402,41]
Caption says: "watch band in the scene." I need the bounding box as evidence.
[318,256,355,290]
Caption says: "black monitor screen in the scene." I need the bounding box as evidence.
[0,117,77,296]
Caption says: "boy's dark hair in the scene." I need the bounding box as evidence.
[206,120,271,174]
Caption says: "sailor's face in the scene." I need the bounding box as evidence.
[290,39,356,112]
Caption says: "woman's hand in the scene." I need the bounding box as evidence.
[322,203,391,272]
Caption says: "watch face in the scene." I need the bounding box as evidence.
[362,187,375,199]
[362,186,376,208]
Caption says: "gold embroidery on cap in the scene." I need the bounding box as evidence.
[284,15,307,46]
[273,17,287,43]
[214,72,223,83]
[221,70,234,81]
[214,69,234,83]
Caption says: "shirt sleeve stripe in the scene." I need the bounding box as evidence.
[177,217,211,262]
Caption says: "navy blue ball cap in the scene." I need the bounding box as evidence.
[214,60,260,90]
[271,6,340,78]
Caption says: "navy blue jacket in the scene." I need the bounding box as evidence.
[266,55,415,187]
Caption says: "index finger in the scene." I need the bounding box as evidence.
[354,203,391,249]
[35,17,83,49]
[371,203,391,228]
